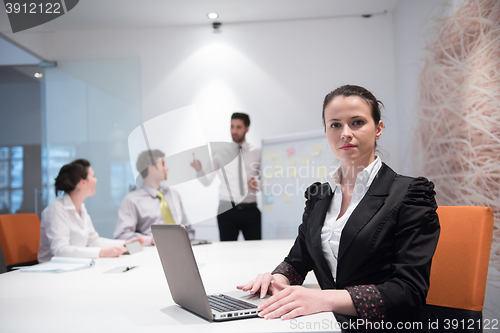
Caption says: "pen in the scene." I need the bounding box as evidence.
[123,266,136,272]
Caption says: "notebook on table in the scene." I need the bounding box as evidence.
[17,257,95,273]
[152,224,265,322]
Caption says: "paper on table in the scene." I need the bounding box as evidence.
[18,257,95,273]
[124,240,142,255]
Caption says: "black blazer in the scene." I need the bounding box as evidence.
[275,163,440,327]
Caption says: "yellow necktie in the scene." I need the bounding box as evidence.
[156,191,176,225]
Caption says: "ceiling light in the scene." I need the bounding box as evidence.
[207,13,218,19]
[34,73,43,78]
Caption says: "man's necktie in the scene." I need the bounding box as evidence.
[238,146,244,196]
[156,191,176,225]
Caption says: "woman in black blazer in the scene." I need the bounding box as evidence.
[237,85,440,330]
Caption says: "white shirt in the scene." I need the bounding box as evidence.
[321,157,382,279]
[197,141,261,204]
[38,194,125,263]
[113,185,193,242]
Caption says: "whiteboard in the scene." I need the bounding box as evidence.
[260,130,339,239]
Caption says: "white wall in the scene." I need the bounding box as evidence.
[15,14,399,161]
[43,58,142,238]
[393,0,500,323]
[392,0,457,176]
[6,13,400,240]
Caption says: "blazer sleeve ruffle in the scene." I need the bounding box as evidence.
[346,177,440,321]
[271,182,323,284]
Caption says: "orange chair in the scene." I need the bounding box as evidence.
[422,206,494,332]
[0,214,41,271]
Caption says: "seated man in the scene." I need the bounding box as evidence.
[114,149,194,245]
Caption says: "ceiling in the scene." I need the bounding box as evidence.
[0,0,399,33]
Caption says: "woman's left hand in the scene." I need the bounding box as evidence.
[257,281,331,320]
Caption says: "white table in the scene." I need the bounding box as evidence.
[0,240,340,333]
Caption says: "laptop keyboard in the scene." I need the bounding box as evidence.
[207,294,258,313]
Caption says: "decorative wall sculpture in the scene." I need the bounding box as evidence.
[414,0,500,271]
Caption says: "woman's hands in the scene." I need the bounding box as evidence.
[256,281,335,320]
[99,245,127,257]
[238,273,358,320]
[237,273,289,298]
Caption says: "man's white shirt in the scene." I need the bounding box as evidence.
[196,141,261,204]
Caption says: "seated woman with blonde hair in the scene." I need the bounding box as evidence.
[38,159,146,263]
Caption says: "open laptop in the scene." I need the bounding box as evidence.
[152,224,263,322]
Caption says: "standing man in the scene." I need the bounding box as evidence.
[114,149,194,245]
[191,113,261,241]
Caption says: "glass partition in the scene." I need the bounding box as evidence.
[44,58,142,237]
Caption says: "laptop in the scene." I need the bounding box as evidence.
[152,224,264,322]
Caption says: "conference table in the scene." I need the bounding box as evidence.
[0,240,340,333]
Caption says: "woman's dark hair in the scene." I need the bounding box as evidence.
[322,85,384,127]
[54,159,91,196]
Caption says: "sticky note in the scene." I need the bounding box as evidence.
[263,151,273,161]
[301,156,310,165]
[264,205,273,213]
[311,144,322,156]
[288,166,297,178]
[286,147,295,155]
[287,156,296,165]
[282,194,292,203]
[274,166,284,178]
[264,195,274,205]
[317,165,328,180]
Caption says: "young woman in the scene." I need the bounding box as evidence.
[237,85,440,329]
[38,159,146,262]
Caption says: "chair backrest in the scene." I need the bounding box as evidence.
[427,206,494,311]
[0,214,41,267]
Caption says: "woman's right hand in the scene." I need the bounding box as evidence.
[236,273,289,299]
[99,245,127,258]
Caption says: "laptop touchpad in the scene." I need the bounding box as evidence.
[224,290,270,306]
